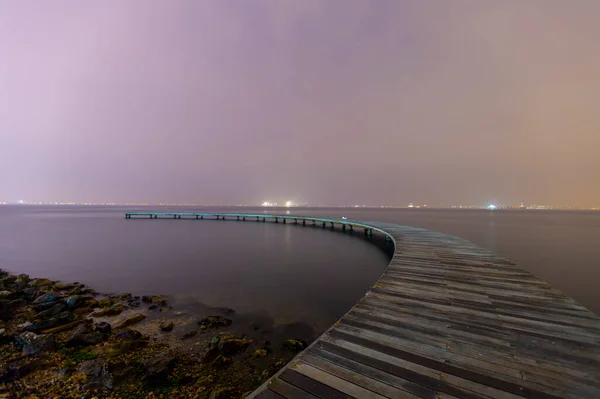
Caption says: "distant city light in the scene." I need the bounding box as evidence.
[488,204,497,210]
[285,201,293,207]
[262,201,274,207]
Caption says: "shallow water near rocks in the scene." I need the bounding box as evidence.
[0,205,392,338]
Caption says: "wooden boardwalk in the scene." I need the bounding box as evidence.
[125,213,600,398]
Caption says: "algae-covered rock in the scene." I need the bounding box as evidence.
[159,320,174,332]
[198,316,231,329]
[114,313,146,330]
[282,339,305,352]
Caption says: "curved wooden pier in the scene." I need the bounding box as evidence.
[125,212,600,398]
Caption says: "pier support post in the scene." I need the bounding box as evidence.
[349,225,353,232]
[364,228,368,235]
[201,215,203,220]
[283,219,286,224]
[262,217,265,223]
[322,222,326,228]
[342,225,346,232]
[256,217,259,222]
[294,219,297,224]
[174,215,177,219]
[275,218,278,223]
[330,222,334,229]
[196,215,199,219]
[312,220,316,226]
[302,220,306,226]
[243,217,246,221]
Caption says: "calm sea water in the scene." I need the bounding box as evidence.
[1,206,599,335]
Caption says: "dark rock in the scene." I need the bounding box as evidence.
[181,329,197,340]
[253,349,267,358]
[217,335,252,356]
[32,299,61,312]
[65,294,93,308]
[35,302,67,320]
[67,324,104,347]
[78,359,110,391]
[142,352,177,385]
[202,347,220,363]
[23,288,38,299]
[282,339,306,352]
[114,313,146,330]
[198,316,232,329]
[33,291,60,304]
[142,295,165,303]
[118,293,132,301]
[54,282,76,291]
[159,320,174,332]
[14,278,27,291]
[30,278,52,287]
[110,328,147,355]
[107,361,137,390]
[211,355,232,369]
[148,304,158,310]
[5,357,40,380]
[115,328,143,341]
[209,387,236,399]
[95,321,112,334]
[96,297,115,308]
[18,332,55,355]
[25,310,73,331]
[0,298,25,320]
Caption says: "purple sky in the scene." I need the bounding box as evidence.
[1,1,599,206]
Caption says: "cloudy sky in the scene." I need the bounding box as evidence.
[1,1,599,206]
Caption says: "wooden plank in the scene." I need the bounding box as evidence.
[279,368,350,398]
[306,347,439,399]
[300,353,422,399]
[267,378,319,399]
[291,362,388,399]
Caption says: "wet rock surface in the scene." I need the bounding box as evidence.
[0,269,315,398]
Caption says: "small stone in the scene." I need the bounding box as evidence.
[282,339,305,352]
[181,330,197,340]
[18,332,55,355]
[159,320,174,332]
[114,313,146,330]
[0,291,13,297]
[198,316,232,329]
[95,322,112,334]
[253,349,267,358]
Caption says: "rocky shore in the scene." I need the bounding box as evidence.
[0,270,310,398]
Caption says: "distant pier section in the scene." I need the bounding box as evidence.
[126,211,600,398]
